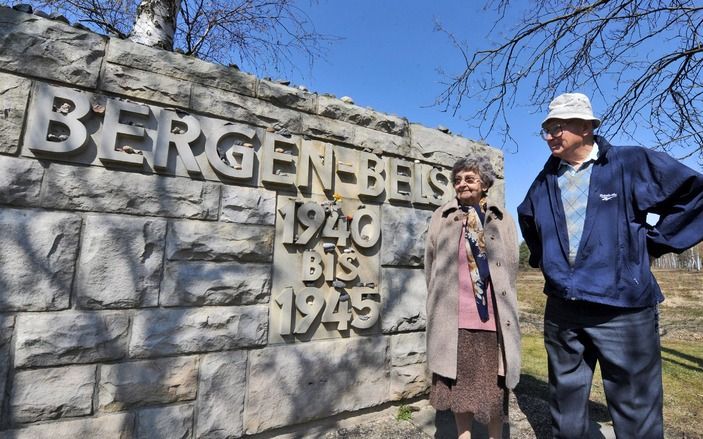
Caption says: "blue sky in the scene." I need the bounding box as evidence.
[276,1,564,218]
[273,0,700,219]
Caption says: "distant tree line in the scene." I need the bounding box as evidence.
[518,241,703,271]
[651,243,703,271]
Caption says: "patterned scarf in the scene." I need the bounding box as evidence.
[460,203,491,322]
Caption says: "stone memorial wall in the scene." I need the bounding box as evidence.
[0,5,503,437]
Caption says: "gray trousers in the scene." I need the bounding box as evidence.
[544,296,664,439]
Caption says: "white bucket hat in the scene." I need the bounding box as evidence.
[542,93,601,128]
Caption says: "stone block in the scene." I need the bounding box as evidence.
[257,80,317,113]
[389,332,429,401]
[99,356,198,412]
[0,156,44,206]
[245,337,389,434]
[390,363,430,401]
[41,163,220,219]
[488,177,506,208]
[381,205,432,266]
[220,184,276,225]
[10,365,96,424]
[0,208,80,312]
[0,73,31,155]
[14,311,129,368]
[161,261,271,306]
[352,124,412,158]
[76,215,166,309]
[0,412,134,438]
[129,306,268,358]
[191,84,302,130]
[196,351,247,438]
[0,7,105,88]
[390,332,427,367]
[106,37,257,97]
[0,315,15,423]
[317,95,408,136]
[136,404,194,439]
[299,111,356,145]
[380,267,427,333]
[409,123,499,168]
[166,220,274,262]
[101,63,192,108]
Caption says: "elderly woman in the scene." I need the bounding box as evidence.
[424,156,521,438]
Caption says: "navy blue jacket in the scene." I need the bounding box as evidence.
[518,136,703,307]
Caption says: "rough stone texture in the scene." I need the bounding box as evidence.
[352,124,412,158]
[129,306,268,358]
[99,356,198,412]
[390,363,430,401]
[196,351,247,438]
[106,37,257,97]
[0,316,15,423]
[10,365,96,424]
[41,163,220,219]
[380,267,427,333]
[488,177,506,210]
[381,205,432,266]
[409,124,504,177]
[161,261,271,306]
[257,80,317,113]
[299,111,356,145]
[390,332,427,367]
[0,73,31,155]
[0,412,134,438]
[389,333,429,401]
[0,209,81,312]
[166,220,274,262]
[317,95,408,136]
[0,156,44,206]
[191,83,303,130]
[76,215,166,309]
[14,312,130,368]
[245,337,390,434]
[101,62,192,108]
[76,215,166,308]
[136,404,193,439]
[0,7,105,88]
[220,184,276,225]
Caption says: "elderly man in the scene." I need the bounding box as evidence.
[517,93,703,438]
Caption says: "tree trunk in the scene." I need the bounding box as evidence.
[129,0,181,50]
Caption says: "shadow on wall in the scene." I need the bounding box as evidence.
[0,171,199,437]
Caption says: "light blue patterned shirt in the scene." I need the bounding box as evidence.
[558,143,600,265]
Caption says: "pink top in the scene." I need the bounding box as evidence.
[457,233,497,331]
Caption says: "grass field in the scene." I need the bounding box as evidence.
[517,269,703,438]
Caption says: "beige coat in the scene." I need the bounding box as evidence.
[424,198,521,389]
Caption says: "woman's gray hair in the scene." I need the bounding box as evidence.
[451,156,496,192]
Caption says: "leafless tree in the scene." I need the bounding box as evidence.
[7,0,332,76]
[437,0,703,163]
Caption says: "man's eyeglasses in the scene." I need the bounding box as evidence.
[540,125,564,140]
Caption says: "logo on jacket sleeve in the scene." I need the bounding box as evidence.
[599,193,618,201]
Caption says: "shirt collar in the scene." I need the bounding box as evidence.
[559,141,600,170]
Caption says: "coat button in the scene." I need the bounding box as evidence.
[490,235,495,240]
[501,290,506,296]
[496,261,501,267]
[506,320,511,326]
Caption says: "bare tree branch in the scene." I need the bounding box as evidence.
[437,0,703,165]
[7,0,336,78]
